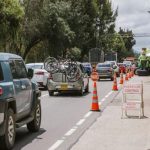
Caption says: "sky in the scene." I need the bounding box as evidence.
[111,0,150,53]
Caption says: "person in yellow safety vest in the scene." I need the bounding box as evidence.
[138,49,147,70]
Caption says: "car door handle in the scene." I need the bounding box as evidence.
[21,85,26,90]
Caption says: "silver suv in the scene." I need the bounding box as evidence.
[47,63,89,96]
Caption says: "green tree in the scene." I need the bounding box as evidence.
[96,0,118,53]
[111,33,127,61]
[0,0,24,52]
[118,28,136,52]
[67,0,98,60]
[41,0,75,58]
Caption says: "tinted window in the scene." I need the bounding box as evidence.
[0,63,4,81]
[15,60,27,78]
[26,64,43,69]
[97,64,111,67]
[9,60,18,79]
[82,63,91,67]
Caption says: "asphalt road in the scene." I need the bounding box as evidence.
[13,79,118,150]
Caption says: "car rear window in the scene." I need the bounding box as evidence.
[26,64,43,69]
[97,64,111,67]
[0,63,4,81]
[83,64,91,67]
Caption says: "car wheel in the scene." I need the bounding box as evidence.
[27,101,41,132]
[79,85,84,96]
[137,69,150,76]
[48,91,54,96]
[111,77,114,81]
[44,85,48,90]
[0,109,16,150]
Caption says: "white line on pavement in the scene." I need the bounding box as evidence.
[84,111,93,118]
[76,119,85,126]
[105,91,113,98]
[65,128,77,136]
[48,140,64,150]
[48,88,118,150]
[101,98,105,102]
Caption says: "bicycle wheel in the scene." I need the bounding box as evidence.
[44,57,59,73]
[67,63,81,81]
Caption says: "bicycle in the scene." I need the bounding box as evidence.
[44,56,81,82]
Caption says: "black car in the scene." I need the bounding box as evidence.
[82,63,92,76]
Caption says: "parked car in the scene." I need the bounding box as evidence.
[123,60,132,67]
[96,63,114,80]
[104,61,119,76]
[82,62,92,76]
[0,53,41,149]
[117,63,127,73]
[47,63,89,96]
[26,63,49,89]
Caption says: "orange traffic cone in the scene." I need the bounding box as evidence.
[128,71,131,78]
[125,72,128,81]
[131,69,134,77]
[91,81,100,111]
[112,73,118,91]
[130,71,132,78]
[119,70,124,84]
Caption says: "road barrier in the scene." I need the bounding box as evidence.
[125,71,128,81]
[90,71,100,111]
[91,81,100,111]
[112,72,118,91]
[121,82,144,118]
[119,71,124,84]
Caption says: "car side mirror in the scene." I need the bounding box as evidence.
[27,68,33,79]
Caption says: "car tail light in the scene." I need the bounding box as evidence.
[35,71,44,75]
[0,87,3,95]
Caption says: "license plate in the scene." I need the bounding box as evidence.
[60,83,68,90]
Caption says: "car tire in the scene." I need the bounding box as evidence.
[44,85,48,90]
[79,85,84,96]
[137,69,150,76]
[27,101,41,132]
[134,69,138,75]
[48,91,54,96]
[0,109,16,150]
[111,77,114,81]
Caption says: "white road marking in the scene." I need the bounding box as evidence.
[47,87,120,150]
[65,128,77,136]
[101,98,105,102]
[41,94,48,97]
[106,91,113,97]
[48,140,64,150]
[76,119,85,126]
[84,112,92,118]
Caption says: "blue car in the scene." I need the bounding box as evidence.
[0,53,41,149]
[82,63,92,76]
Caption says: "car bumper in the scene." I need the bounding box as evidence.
[0,100,7,136]
[47,80,83,92]
[98,73,113,79]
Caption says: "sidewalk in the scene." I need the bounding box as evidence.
[71,76,150,150]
